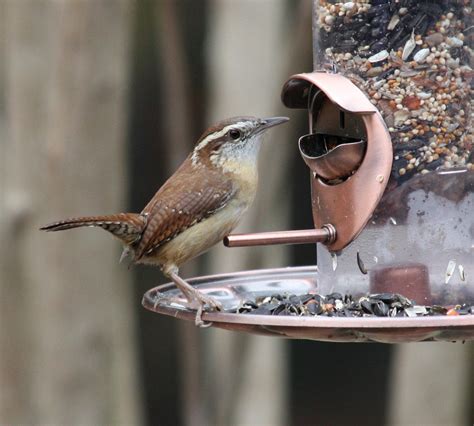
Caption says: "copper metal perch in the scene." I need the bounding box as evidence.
[224,224,336,247]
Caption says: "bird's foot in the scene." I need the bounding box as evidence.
[193,291,223,312]
[190,292,223,327]
[152,290,222,328]
[166,270,222,327]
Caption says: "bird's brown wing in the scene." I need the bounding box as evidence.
[134,162,235,260]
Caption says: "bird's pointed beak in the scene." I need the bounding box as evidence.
[255,116,289,135]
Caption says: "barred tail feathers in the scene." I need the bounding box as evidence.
[40,213,146,245]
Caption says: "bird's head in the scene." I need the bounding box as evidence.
[191,116,289,171]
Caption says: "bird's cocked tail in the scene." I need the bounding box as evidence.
[40,213,146,245]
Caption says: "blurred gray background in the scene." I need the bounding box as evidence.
[0,1,472,425]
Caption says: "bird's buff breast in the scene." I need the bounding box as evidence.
[151,198,250,266]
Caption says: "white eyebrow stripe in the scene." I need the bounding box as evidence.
[191,121,248,164]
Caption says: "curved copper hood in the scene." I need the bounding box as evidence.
[282,72,393,251]
[225,72,393,252]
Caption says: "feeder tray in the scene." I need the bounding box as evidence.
[142,267,474,343]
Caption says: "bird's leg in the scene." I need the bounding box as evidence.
[169,271,222,309]
[161,266,222,327]
[169,272,222,327]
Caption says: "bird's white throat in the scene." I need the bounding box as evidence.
[210,133,263,174]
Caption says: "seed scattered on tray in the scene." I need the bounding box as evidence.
[236,292,474,317]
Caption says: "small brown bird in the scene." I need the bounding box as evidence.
[41,116,289,326]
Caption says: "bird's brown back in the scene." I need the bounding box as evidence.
[134,156,235,260]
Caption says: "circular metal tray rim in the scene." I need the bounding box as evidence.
[142,266,474,330]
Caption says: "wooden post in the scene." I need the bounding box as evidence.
[0,1,142,424]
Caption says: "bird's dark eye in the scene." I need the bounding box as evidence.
[229,129,241,140]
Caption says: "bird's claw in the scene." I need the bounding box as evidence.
[192,293,222,327]
[195,305,213,328]
[196,293,223,311]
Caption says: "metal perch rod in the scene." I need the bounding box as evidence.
[224,224,336,247]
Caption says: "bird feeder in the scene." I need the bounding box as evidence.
[144,0,474,342]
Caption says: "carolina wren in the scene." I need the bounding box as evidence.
[41,116,289,326]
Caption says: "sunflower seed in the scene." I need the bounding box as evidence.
[388,14,400,31]
[445,260,456,284]
[368,49,389,63]
[357,251,368,274]
[413,48,430,63]
[458,264,466,282]
[402,30,416,61]
[331,252,338,271]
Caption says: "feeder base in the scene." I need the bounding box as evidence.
[142,266,474,343]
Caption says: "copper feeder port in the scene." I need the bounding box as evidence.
[224,72,392,251]
[282,72,393,251]
[299,133,366,182]
[225,73,393,251]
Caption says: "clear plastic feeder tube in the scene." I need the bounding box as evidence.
[312,0,473,304]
